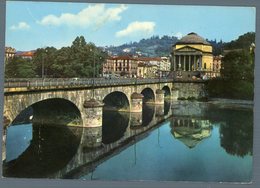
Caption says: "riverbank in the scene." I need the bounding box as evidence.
[207,98,253,109]
[208,98,253,105]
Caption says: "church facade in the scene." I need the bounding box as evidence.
[172,32,218,79]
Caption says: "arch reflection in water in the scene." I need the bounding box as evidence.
[3,98,83,178]
[102,110,130,144]
[4,123,82,178]
[171,117,212,148]
[164,99,171,116]
[142,103,155,127]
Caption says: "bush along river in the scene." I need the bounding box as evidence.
[2,99,253,182]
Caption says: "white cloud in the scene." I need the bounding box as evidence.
[116,21,155,37]
[174,32,184,39]
[10,22,30,30]
[38,4,127,29]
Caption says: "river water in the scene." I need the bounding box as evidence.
[3,100,253,182]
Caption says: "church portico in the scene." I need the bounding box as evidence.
[172,32,215,79]
[174,53,203,72]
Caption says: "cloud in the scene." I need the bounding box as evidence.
[174,32,184,39]
[10,22,30,30]
[38,4,127,29]
[116,21,155,37]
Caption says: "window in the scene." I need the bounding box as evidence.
[204,63,207,69]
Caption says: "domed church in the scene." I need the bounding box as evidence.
[171,32,214,78]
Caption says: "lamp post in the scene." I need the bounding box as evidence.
[41,49,48,78]
[90,48,95,98]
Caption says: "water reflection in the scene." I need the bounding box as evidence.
[217,108,253,157]
[130,112,143,129]
[164,99,171,115]
[3,100,253,181]
[172,102,253,157]
[171,118,212,148]
[102,110,130,144]
[4,123,82,178]
[142,103,155,127]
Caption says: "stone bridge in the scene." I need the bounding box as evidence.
[2,78,207,178]
[3,78,207,147]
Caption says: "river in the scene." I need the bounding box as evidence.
[2,100,253,182]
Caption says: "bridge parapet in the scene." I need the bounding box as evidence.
[4,78,173,93]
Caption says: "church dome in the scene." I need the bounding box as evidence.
[176,32,211,45]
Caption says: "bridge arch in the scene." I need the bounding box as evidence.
[102,91,130,144]
[141,88,155,103]
[162,86,171,98]
[5,97,82,128]
[103,91,130,111]
[31,98,82,126]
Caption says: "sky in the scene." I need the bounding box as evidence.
[5,1,256,51]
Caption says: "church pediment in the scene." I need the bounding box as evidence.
[175,46,202,52]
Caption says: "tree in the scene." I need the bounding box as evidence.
[224,32,255,51]
[5,57,36,78]
[33,47,57,77]
[221,50,254,81]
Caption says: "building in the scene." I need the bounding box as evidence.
[137,57,160,78]
[212,55,222,77]
[137,62,157,78]
[15,51,35,59]
[171,32,215,79]
[160,56,171,77]
[103,55,171,78]
[5,47,16,61]
[103,55,138,78]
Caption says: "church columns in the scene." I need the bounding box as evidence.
[173,54,202,71]
[183,55,186,71]
[173,55,176,71]
[188,55,191,71]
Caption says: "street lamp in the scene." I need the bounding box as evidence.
[41,48,48,78]
[90,48,95,98]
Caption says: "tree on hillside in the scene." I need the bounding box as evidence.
[224,32,255,50]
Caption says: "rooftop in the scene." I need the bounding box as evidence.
[175,32,211,45]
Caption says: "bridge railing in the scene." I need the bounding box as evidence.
[4,78,174,89]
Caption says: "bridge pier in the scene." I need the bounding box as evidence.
[82,99,104,148]
[130,92,144,113]
[129,92,143,128]
[155,89,165,105]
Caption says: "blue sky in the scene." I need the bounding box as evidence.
[5,1,256,51]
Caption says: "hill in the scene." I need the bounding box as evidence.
[105,35,178,57]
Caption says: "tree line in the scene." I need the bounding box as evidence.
[5,36,108,78]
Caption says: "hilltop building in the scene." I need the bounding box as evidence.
[171,32,220,79]
[15,51,35,59]
[5,47,16,61]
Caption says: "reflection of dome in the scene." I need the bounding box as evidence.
[176,32,211,45]
[171,118,212,148]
